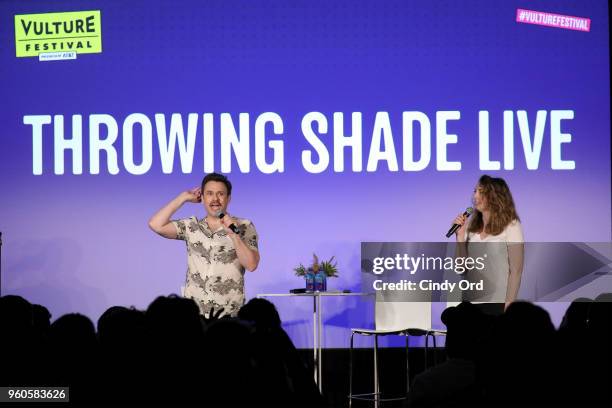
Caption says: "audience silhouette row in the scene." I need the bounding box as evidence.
[0,295,322,406]
[1,294,610,407]
[410,295,612,407]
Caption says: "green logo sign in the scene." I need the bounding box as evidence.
[14,10,102,57]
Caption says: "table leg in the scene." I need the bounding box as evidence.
[317,293,323,393]
[313,294,318,387]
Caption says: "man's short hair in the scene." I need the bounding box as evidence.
[201,173,232,196]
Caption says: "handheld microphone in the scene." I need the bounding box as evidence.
[216,211,240,234]
[445,207,473,238]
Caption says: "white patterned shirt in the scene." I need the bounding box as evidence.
[171,216,258,316]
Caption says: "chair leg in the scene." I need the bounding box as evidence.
[405,334,410,394]
[432,334,438,365]
[425,333,429,369]
[374,334,380,408]
[349,332,355,408]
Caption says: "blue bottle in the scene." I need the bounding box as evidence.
[305,269,315,292]
[314,271,327,292]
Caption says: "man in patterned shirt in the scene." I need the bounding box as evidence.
[148,173,259,316]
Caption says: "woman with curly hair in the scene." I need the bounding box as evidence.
[452,175,524,313]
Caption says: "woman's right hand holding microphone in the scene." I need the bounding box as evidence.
[453,213,468,242]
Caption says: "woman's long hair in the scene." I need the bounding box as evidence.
[468,175,520,236]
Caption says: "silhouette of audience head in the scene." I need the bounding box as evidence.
[501,301,555,343]
[32,303,51,333]
[50,313,97,351]
[559,297,592,332]
[238,297,282,330]
[0,295,33,334]
[97,305,145,348]
[441,301,488,359]
[588,293,612,335]
[145,294,203,342]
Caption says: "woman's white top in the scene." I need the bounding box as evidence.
[464,219,524,243]
[462,220,524,302]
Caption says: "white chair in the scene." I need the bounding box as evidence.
[348,301,446,408]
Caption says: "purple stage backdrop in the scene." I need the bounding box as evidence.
[0,0,610,348]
